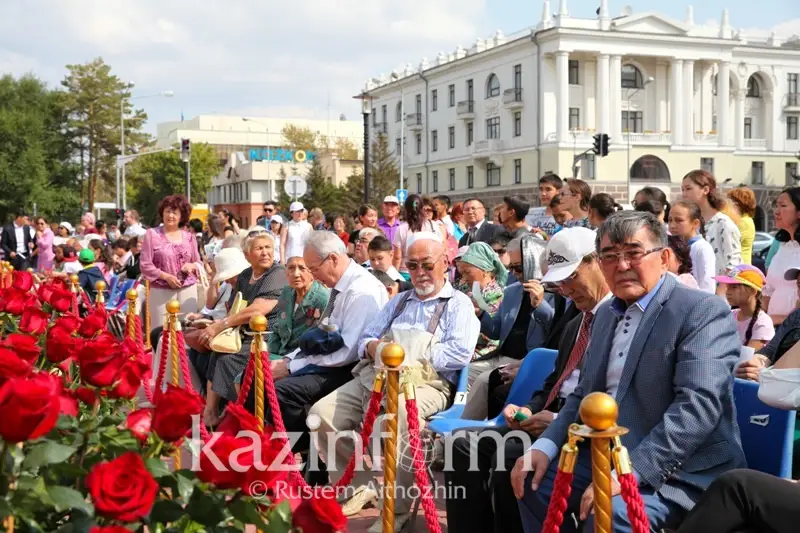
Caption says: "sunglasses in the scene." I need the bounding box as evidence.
[405,253,444,272]
[508,263,524,273]
[264,208,275,213]
[493,247,507,255]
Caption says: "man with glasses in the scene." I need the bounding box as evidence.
[459,198,505,247]
[310,232,480,532]
[263,201,278,216]
[513,211,745,533]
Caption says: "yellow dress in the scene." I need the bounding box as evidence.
[737,215,755,265]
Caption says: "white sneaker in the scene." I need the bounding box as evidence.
[367,512,411,533]
[340,485,378,517]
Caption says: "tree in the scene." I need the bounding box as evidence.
[281,125,319,153]
[366,133,400,206]
[61,58,148,211]
[126,143,218,224]
[0,74,81,222]
[319,135,359,159]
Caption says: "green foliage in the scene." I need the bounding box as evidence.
[126,142,218,225]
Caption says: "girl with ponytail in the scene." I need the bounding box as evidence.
[668,201,716,293]
[714,265,774,351]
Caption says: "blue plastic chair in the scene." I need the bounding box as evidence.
[733,378,795,479]
[107,275,119,299]
[105,279,136,313]
[429,366,471,420]
[427,348,558,435]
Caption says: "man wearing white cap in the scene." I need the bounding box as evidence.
[310,231,480,531]
[378,195,401,244]
[280,201,312,265]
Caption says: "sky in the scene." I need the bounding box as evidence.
[0,0,798,134]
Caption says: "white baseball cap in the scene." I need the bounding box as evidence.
[383,195,400,204]
[269,214,285,225]
[289,201,304,212]
[541,227,597,284]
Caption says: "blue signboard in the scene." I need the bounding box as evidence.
[395,189,408,204]
[248,148,316,163]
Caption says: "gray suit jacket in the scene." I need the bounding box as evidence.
[539,274,746,510]
[480,283,555,353]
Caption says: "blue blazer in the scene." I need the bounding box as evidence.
[479,283,555,353]
[539,274,746,511]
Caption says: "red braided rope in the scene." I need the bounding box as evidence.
[236,356,256,406]
[80,289,92,310]
[404,396,443,533]
[71,292,79,316]
[542,470,574,533]
[333,387,383,490]
[153,328,170,403]
[618,472,649,533]
[174,330,210,441]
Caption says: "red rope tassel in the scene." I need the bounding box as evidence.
[404,396,443,533]
[618,472,649,533]
[332,387,383,490]
[542,470,574,533]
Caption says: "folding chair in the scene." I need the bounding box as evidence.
[428,366,470,420]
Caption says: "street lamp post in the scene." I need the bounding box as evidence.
[625,77,653,201]
[362,95,372,204]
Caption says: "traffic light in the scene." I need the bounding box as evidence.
[180,138,191,162]
[592,134,602,155]
[600,134,610,157]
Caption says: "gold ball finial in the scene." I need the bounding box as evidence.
[126,288,138,301]
[95,280,107,292]
[381,342,405,368]
[26,268,34,273]
[579,392,619,431]
[249,315,268,332]
[7,266,13,272]
[166,299,181,314]
[69,274,79,284]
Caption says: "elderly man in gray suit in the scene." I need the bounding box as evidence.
[511,210,746,533]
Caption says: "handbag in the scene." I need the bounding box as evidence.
[209,292,248,354]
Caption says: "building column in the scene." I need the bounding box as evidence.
[556,51,570,143]
[768,88,783,152]
[655,61,668,132]
[683,60,695,144]
[670,59,684,145]
[610,55,622,142]
[584,59,597,131]
[735,88,745,151]
[700,64,713,132]
[717,62,730,146]
[597,54,611,136]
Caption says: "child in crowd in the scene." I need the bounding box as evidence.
[112,237,131,274]
[714,264,775,351]
[549,195,572,232]
[77,248,106,303]
[367,236,404,283]
[88,238,114,283]
[526,173,563,237]
[60,245,82,275]
[668,200,716,293]
[124,236,141,280]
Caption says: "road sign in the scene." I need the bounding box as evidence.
[284,175,308,199]
[395,188,408,204]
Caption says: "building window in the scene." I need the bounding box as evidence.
[467,79,474,101]
[582,153,596,180]
[415,94,422,115]
[467,122,474,145]
[449,168,455,190]
[486,162,501,187]
[448,126,455,149]
[747,76,760,98]
[467,165,474,189]
[701,157,715,174]
[431,130,438,152]
[788,116,799,140]
[568,60,580,85]
[486,74,500,98]
[431,89,438,111]
[622,111,643,133]
[514,112,522,137]
[569,108,580,130]
[415,133,422,154]
[744,118,752,139]
[395,138,401,155]
[789,73,799,94]
[514,158,522,184]
[486,116,500,139]
[449,84,456,107]
[432,170,439,192]
[372,108,377,126]
[381,104,387,125]
[514,64,522,89]
[621,64,644,89]
[395,102,402,122]
[416,173,422,193]
[787,162,799,186]
[751,161,764,185]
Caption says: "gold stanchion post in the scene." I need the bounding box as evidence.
[0,261,7,289]
[250,315,267,431]
[144,280,151,349]
[126,289,138,341]
[94,280,107,307]
[166,299,181,469]
[381,343,405,533]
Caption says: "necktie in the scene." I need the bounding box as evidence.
[321,288,340,321]
[544,312,594,409]
[467,226,477,244]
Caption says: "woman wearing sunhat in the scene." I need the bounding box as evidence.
[714,264,774,351]
[280,201,312,265]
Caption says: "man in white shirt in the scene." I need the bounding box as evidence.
[434,195,456,237]
[1,212,35,271]
[310,232,480,532]
[123,210,146,237]
[459,198,504,247]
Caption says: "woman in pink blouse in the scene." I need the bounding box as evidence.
[33,217,55,273]
[140,195,201,339]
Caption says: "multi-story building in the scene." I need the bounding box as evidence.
[360,1,800,229]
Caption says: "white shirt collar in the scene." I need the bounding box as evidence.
[469,219,486,231]
[334,259,366,292]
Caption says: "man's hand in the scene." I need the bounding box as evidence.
[9,252,16,259]
[499,361,522,385]
[366,340,380,360]
[523,280,545,308]
[579,479,621,520]
[271,359,290,380]
[519,410,554,436]
[502,404,531,430]
[735,354,770,381]
[511,450,550,499]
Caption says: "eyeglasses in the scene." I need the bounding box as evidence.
[493,247,507,255]
[598,247,664,267]
[405,254,443,272]
[248,229,268,237]
[264,208,275,213]
[307,255,331,273]
[507,263,523,274]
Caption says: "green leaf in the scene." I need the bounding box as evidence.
[46,485,94,516]
[228,499,267,529]
[23,441,77,469]
[186,490,226,527]
[145,457,172,479]
[175,471,195,503]
[263,500,292,533]
[53,513,94,533]
[149,499,184,524]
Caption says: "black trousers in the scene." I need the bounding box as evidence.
[245,366,355,453]
[487,368,513,419]
[677,469,800,533]
[444,427,528,533]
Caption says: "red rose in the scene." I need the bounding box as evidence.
[78,308,108,338]
[0,347,33,384]
[20,307,51,336]
[110,355,151,399]
[219,403,269,436]
[76,387,98,406]
[53,315,81,333]
[46,326,84,363]
[0,288,37,316]
[59,389,79,417]
[151,385,204,442]
[78,332,124,387]
[0,373,62,442]
[291,487,347,533]
[49,285,74,314]
[196,435,251,489]
[86,452,158,522]
[243,433,289,497]
[125,408,153,442]
[2,333,42,363]
[37,280,54,304]
[12,270,34,292]
[90,527,133,533]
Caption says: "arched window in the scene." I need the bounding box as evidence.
[630,154,670,181]
[486,74,500,98]
[395,101,402,122]
[747,76,761,98]
[621,64,644,89]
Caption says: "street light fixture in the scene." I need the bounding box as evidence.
[626,76,654,201]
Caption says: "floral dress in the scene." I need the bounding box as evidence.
[704,212,742,276]
[267,281,330,358]
[458,278,504,360]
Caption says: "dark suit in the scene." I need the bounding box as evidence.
[459,220,506,247]
[1,223,36,271]
[445,312,585,533]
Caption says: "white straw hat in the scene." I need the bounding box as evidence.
[212,247,251,284]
